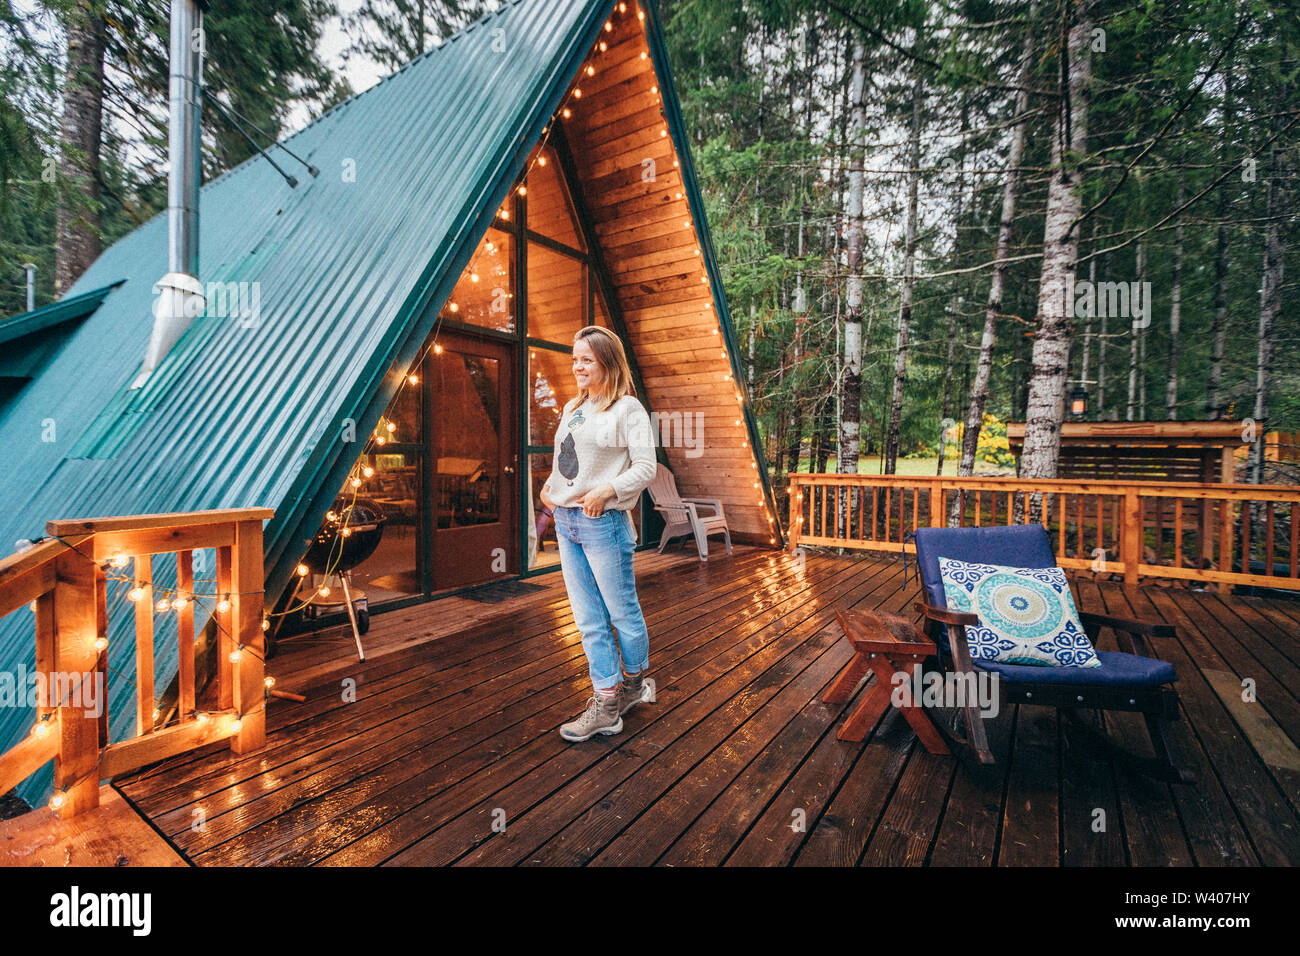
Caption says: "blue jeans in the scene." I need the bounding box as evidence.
[553,506,649,691]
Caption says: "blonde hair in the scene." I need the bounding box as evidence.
[569,326,634,413]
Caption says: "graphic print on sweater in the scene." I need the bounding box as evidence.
[558,405,587,484]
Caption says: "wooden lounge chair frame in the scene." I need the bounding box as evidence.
[912,527,1193,784]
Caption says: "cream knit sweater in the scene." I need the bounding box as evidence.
[542,393,657,511]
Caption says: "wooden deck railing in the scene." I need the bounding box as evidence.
[0,508,272,817]
[787,474,1300,593]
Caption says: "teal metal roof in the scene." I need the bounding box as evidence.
[0,281,122,347]
[0,0,619,803]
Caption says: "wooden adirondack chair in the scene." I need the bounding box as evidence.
[911,524,1193,783]
[647,463,732,560]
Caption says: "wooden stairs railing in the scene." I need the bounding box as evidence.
[787,474,1300,593]
[0,508,272,817]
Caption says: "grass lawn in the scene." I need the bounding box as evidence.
[789,454,1014,477]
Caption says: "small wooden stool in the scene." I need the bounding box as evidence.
[824,608,949,753]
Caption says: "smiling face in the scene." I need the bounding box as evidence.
[572,337,606,394]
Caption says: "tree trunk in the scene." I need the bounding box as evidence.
[1127,242,1144,421]
[55,2,107,295]
[1079,222,1096,403]
[1253,143,1289,485]
[1208,58,1233,420]
[1020,1,1094,482]
[1166,175,1184,419]
[958,3,1036,480]
[938,100,969,480]
[883,67,923,475]
[839,39,867,478]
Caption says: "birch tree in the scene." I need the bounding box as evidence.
[1020,0,1094,480]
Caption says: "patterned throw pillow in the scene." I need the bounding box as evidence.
[938,557,1101,668]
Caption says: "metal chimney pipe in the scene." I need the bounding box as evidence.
[135,0,205,389]
[168,0,203,276]
[22,263,35,312]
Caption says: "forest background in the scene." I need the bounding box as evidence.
[2,0,1296,489]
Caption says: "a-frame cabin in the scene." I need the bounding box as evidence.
[0,0,780,800]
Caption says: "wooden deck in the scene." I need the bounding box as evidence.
[112,546,1300,866]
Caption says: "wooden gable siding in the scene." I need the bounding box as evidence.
[561,11,774,544]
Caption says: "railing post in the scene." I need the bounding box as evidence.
[929,486,941,528]
[1122,488,1142,595]
[787,479,801,553]
[51,550,101,817]
[229,518,265,754]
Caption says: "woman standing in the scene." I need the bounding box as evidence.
[540,326,658,742]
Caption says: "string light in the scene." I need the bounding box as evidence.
[94,636,108,652]
[128,586,145,602]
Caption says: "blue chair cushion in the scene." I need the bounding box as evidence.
[975,650,1177,688]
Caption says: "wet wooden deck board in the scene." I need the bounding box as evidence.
[113,547,1300,866]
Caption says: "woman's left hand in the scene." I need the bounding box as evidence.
[578,483,616,517]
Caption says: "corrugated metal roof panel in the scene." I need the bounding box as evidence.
[0,0,612,803]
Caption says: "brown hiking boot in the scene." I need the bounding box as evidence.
[620,672,656,716]
[559,693,623,742]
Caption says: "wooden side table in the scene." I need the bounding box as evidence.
[824,608,949,754]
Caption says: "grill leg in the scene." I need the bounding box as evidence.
[340,573,366,662]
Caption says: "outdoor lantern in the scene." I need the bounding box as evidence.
[1070,384,1089,420]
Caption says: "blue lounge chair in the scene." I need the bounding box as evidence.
[911,524,1192,783]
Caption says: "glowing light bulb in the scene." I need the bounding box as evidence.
[261,619,270,631]
[434,344,443,355]
[31,721,48,739]
[641,52,647,60]
[376,436,386,446]
[319,585,331,597]
[172,596,188,611]
[386,422,396,433]
[652,85,658,95]
[50,793,65,811]
[217,597,231,613]
[470,272,480,283]
[341,528,353,537]
[351,477,362,489]
[408,373,419,385]
[196,712,209,724]
[599,41,607,51]
[660,129,667,138]
[604,20,612,30]
[264,676,276,689]
[230,646,243,663]
[229,717,242,734]
[326,511,337,522]
[109,554,128,568]
[586,65,595,76]
[363,466,375,478]
[156,598,171,612]
[449,302,460,312]
[297,563,310,576]
[562,108,571,119]
[128,587,145,602]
